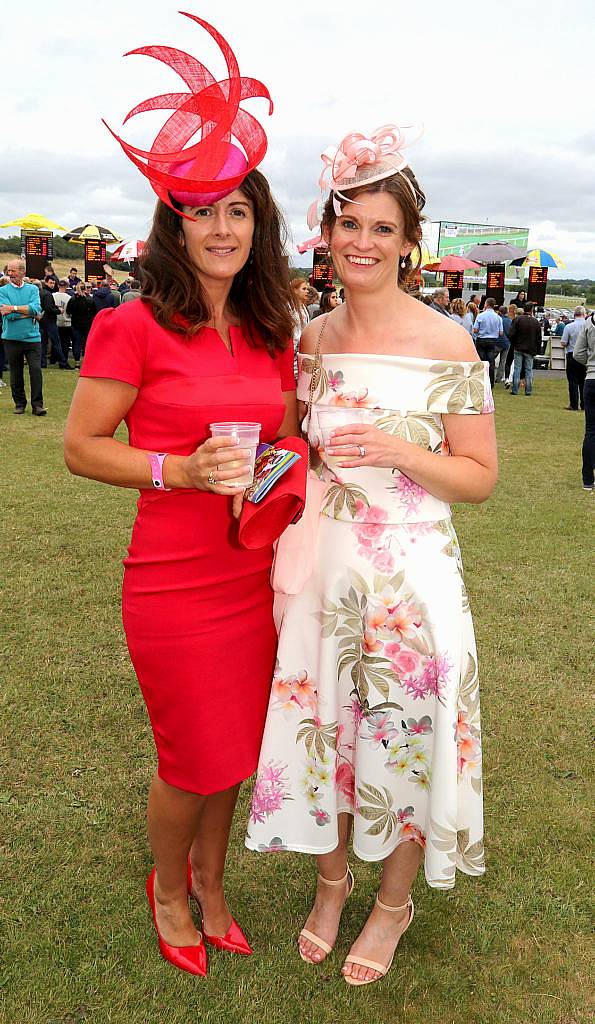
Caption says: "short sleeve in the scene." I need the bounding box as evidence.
[425,360,494,414]
[277,338,296,392]
[80,306,147,387]
[481,364,495,413]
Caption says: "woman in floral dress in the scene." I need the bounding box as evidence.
[246,133,497,985]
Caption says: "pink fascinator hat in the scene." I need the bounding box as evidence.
[103,13,273,216]
[298,124,423,253]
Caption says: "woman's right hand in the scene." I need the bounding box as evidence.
[183,436,252,494]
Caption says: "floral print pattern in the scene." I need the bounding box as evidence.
[250,760,293,825]
[246,355,489,887]
[302,352,493,527]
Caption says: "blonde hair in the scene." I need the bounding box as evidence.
[451,297,466,317]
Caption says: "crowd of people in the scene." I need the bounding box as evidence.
[420,287,544,391]
[2,256,592,490]
[1,257,592,490]
[0,260,141,412]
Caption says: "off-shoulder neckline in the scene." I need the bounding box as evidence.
[298,351,483,365]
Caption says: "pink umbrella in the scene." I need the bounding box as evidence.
[297,238,328,255]
[110,239,146,262]
[423,255,481,272]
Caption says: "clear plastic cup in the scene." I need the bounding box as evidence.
[209,421,261,487]
[316,407,376,469]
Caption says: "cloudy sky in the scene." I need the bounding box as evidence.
[2,0,594,277]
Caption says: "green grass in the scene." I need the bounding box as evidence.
[1,371,592,1024]
[545,294,587,309]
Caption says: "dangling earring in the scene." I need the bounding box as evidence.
[400,258,406,269]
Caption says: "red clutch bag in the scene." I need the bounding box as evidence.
[238,437,308,549]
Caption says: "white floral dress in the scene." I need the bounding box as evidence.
[246,353,494,889]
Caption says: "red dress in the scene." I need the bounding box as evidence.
[81,300,295,794]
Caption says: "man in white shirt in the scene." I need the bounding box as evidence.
[53,280,73,366]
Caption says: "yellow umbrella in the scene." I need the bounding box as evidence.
[523,249,566,269]
[414,241,439,267]
[63,223,122,244]
[0,212,68,231]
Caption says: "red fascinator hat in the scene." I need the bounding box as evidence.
[103,12,273,215]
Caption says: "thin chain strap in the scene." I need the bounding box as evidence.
[305,314,329,471]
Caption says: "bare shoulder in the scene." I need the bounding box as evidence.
[299,316,326,355]
[401,294,479,361]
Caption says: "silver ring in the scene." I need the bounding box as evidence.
[358,445,366,458]
[207,471,216,485]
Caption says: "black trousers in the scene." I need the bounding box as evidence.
[71,325,90,361]
[582,379,595,487]
[4,340,44,409]
[566,352,586,409]
[40,319,67,368]
[475,340,497,386]
[59,325,72,361]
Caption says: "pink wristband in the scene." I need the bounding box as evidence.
[147,452,171,491]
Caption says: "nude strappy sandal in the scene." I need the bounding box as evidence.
[343,893,414,986]
[298,866,355,963]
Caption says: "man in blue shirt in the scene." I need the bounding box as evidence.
[561,306,587,410]
[0,258,45,414]
[472,297,503,386]
[495,304,511,383]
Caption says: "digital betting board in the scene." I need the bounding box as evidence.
[486,264,505,304]
[84,239,107,283]
[443,270,464,297]
[311,248,334,288]
[23,232,54,278]
[434,221,529,259]
[527,265,548,307]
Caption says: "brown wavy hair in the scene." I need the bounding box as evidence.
[139,170,294,355]
[321,166,426,292]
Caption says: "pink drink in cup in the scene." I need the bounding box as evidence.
[209,422,261,487]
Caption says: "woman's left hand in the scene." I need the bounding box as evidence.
[327,423,410,470]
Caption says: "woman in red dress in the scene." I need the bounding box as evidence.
[64,17,297,977]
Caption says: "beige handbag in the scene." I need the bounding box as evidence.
[271,316,329,605]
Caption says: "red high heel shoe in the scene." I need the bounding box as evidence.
[146,867,208,976]
[187,859,253,956]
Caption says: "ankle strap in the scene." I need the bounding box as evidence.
[376,894,412,913]
[318,865,351,888]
